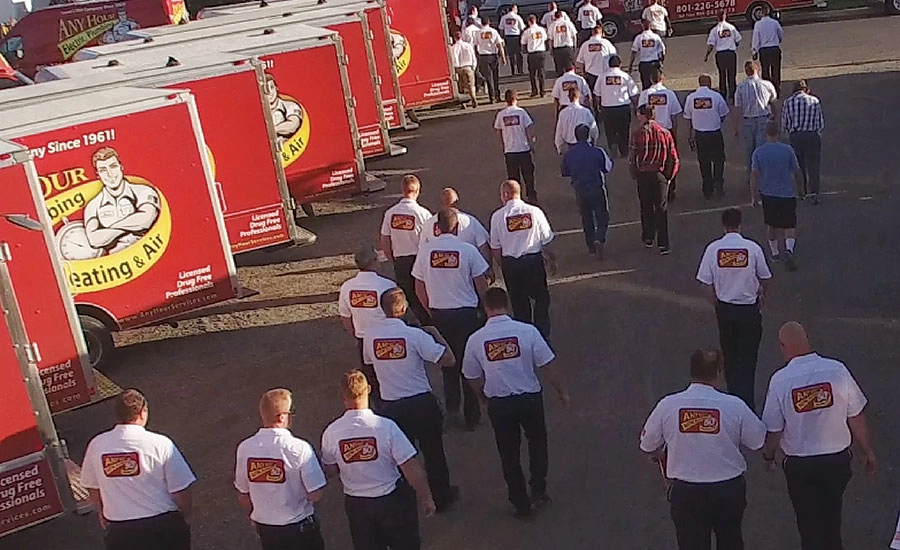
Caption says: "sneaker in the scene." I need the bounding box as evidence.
[532,494,552,511]
[659,247,671,256]
[770,253,781,263]
[594,241,604,260]
[436,486,460,514]
[643,240,654,248]
[784,250,798,271]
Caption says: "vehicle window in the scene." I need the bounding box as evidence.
[1,36,23,56]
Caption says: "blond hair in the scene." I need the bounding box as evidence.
[339,370,370,401]
[259,388,292,424]
[401,175,421,194]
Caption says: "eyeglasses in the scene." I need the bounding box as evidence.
[280,409,296,416]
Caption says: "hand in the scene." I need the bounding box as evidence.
[734,126,740,138]
[765,459,776,473]
[486,269,496,285]
[421,496,437,517]
[703,54,709,62]
[98,514,108,531]
[862,452,877,476]
[752,52,758,61]
[556,388,571,407]
[546,258,559,276]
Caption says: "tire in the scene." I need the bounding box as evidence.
[745,1,773,24]
[888,0,900,15]
[602,16,625,41]
[300,203,316,218]
[79,315,114,371]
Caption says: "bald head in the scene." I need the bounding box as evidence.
[779,322,812,360]
[259,388,292,427]
[440,187,459,209]
[500,179,521,202]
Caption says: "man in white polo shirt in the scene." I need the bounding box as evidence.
[321,371,435,550]
[235,389,327,550]
[761,322,876,550]
[640,349,766,550]
[576,0,602,45]
[80,389,195,550]
[596,55,640,158]
[628,19,666,89]
[684,74,730,199]
[413,208,490,431]
[555,87,599,154]
[751,4,784,94]
[551,61,591,113]
[494,90,538,202]
[520,14,549,97]
[540,1,569,29]
[490,180,556,340]
[363,287,459,513]
[576,24,616,112]
[696,208,771,411]
[450,30,479,109]
[380,175,433,325]
[475,17,507,104]
[463,287,568,518]
[500,5,526,75]
[642,0,670,38]
[548,9,577,76]
[421,188,491,265]
[704,11,742,103]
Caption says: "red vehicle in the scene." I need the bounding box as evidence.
[0,87,239,368]
[615,0,820,36]
[0,0,188,78]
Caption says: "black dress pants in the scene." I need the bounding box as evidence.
[430,307,483,428]
[256,516,324,550]
[551,46,574,76]
[505,36,523,74]
[576,190,609,249]
[527,51,546,95]
[601,104,631,157]
[380,392,453,506]
[344,482,420,550]
[500,253,550,340]
[695,129,725,197]
[670,476,747,550]
[638,60,660,89]
[478,53,501,101]
[636,171,670,248]
[789,131,822,196]
[486,392,548,510]
[715,49,738,102]
[392,255,430,325]
[715,301,762,412]
[105,511,190,550]
[504,151,536,201]
[758,46,782,94]
[783,449,853,550]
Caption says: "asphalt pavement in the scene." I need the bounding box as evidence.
[9,13,900,550]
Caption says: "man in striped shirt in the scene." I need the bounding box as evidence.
[734,61,777,183]
[629,104,679,255]
[781,80,825,204]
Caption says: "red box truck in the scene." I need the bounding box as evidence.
[0,0,188,78]
[0,87,239,368]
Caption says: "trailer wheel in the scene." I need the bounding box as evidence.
[888,0,900,15]
[300,203,316,218]
[79,315,114,371]
[745,1,773,24]
[602,16,626,42]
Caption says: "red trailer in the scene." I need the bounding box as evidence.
[0,87,239,368]
[0,0,188,78]
[29,52,314,255]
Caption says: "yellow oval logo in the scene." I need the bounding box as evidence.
[263,72,310,168]
[390,30,411,77]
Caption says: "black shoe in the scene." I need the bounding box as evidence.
[436,486,460,513]
[532,494,552,511]
[643,240,654,248]
[512,505,533,519]
[811,194,820,205]
[659,247,671,256]
[784,250,797,271]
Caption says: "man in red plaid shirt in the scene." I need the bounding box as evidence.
[629,104,680,255]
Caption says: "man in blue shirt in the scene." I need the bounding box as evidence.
[751,121,802,271]
[561,124,614,258]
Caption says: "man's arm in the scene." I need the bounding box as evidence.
[759,277,771,307]
[420,325,456,367]
[762,431,782,464]
[704,43,714,62]
[84,216,127,249]
[88,489,107,530]
[322,463,340,479]
[848,413,877,475]
[750,169,760,205]
[109,203,159,233]
[398,458,436,516]
[539,361,570,405]
[701,283,716,305]
[473,274,488,299]
[560,151,571,177]
[237,492,253,516]
[414,279,430,313]
[172,487,193,524]
[340,316,355,336]
[379,234,394,261]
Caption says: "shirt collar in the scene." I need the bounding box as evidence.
[687,382,719,393]
[435,233,459,241]
[257,427,291,436]
[721,231,743,240]
[343,408,376,419]
[486,314,511,324]
[114,423,146,434]
[100,182,136,206]
[356,270,381,279]
[399,197,418,205]
[786,352,821,367]
[697,86,711,92]
[649,83,666,91]
[506,198,525,207]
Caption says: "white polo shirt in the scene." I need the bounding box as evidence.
[338,271,396,338]
[762,353,867,457]
[631,30,665,62]
[489,199,554,258]
[595,68,639,107]
[552,71,591,106]
[696,233,771,305]
[475,26,503,55]
[577,4,602,29]
[493,105,535,154]
[234,428,327,526]
[554,102,599,153]
[449,40,477,69]
[421,210,490,248]
[707,21,741,52]
[462,23,480,44]
[751,16,783,53]
[891,512,900,550]
[80,424,196,522]
[576,36,616,76]
[642,4,668,32]
[684,86,730,131]
[520,25,548,53]
[380,198,433,258]
[362,318,445,401]
[549,18,577,48]
[462,315,555,398]
[411,234,489,309]
[638,83,682,130]
[321,409,417,498]
[640,383,766,483]
[500,12,525,36]
[541,9,569,29]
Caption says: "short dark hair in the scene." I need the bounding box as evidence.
[114,389,147,423]
[690,350,722,381]
[721,208,742,229]
[765,120,779,137]
[574,124,591,142]
[650,68,663,83]
[793,79,808,94]
[608,54,621,68]
[505,89,517,104]
[564,60,575,72]
[637,103,655,119]
[380,287,407,317]
[483,287,509,311]
[437,208,459,234]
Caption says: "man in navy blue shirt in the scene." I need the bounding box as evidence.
[561,124,614,258]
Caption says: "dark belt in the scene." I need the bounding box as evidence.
[695,129,723,134]
[382,391,431,404]
[502,251,542,261]
[672,474,744,486]
[743,114,769,119]
[256,514,318,531]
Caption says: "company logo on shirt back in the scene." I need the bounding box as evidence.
[340,437,378,463]
[605,75,622,86]
[649,93,668,106]
[588,43,603,52]
[694,97,713,109]
[373,338,407,360]
[678,409,721,434]
[556,24,567,33]
[248,458,286,483]
[430,250,460,268]
[485,337,521,361]
[349,290,378,308]
[719,29,732,38]
[792,382,833,413]
[503,115,521,127]
[534,32,543,40]
[390,214,416,231]
[506,213,533,232]
[641,39,655,48]
[481,31,493,39]
[717,248,749,268]
[562,81,578,91]
[102,452,140,477]
[506,17,517,26]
